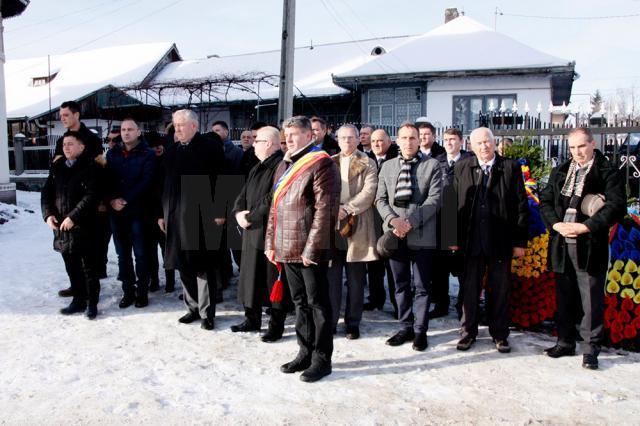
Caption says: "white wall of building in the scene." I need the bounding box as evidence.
[50,119,114,139]
[425,75,553,128]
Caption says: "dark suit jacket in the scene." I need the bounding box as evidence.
[454,154,529,260]
[367,144,399,170]
[318,134,340,156]
[429,143,446,158]
[539,150,626,274]
[435,150,473,248]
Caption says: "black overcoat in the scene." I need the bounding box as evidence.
[41,155,99,254]
[161,132,226,271]
[539,150,626,274]
[453,154,529,260]
[232,150,289,309]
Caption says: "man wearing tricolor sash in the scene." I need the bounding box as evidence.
[265,116,340,383]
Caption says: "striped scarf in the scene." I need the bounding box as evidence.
[560,159,594,199]
[394,152,421,206]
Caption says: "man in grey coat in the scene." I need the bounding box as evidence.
[375,122,442,351]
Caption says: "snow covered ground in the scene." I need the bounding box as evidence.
[1,191,639,425]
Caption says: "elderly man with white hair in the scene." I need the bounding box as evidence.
[158,109,226,331]
[452,127,528,353]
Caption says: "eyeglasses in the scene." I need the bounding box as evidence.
[254,139,268,144]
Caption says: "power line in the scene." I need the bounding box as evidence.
[499,11,640,20]
[332,0,413,73]
[65,0,187,54]
[7,0,142,52]
[5,0,119,34]
[318,0,401,74]
[5,0,183,77]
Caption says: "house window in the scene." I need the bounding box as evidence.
[452,94,517,132]
[368,87,422,126]
[31,72,57,87]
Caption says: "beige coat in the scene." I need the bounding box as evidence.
[332,150,379,262]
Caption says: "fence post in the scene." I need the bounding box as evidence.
[13,133,26,176]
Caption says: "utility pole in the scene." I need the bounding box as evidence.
[277,0,295,125]
[0,0,30,204]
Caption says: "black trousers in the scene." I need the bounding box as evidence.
[430,250,463,310]
[244,305,287,329]
[147,222,176,287]
[555,243,605,352]
[93,211,111,276]
[366,259,397,311]
[461,252,511,340]
[62,252,100,307]
[284,262,333,365]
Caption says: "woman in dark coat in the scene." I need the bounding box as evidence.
[41,131,100,319]
[231,126,291,342]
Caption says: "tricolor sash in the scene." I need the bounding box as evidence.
[269,146,330,302]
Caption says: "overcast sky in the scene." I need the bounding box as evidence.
[4,0,640,111]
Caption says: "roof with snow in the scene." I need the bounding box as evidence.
[5,42,180,119]
[333,16,574,87]
[145,36,411,106]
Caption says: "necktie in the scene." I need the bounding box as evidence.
[483,165,491,176]
[449,160,455,168]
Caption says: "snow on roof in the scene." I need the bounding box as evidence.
[5,42,177,119]
[148,36,411,105]
[334,16,572,80]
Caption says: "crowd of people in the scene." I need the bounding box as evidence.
[40,101,626,382]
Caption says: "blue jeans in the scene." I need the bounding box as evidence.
[110,214,149,296]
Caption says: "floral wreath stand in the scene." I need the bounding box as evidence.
[508,161,557,329]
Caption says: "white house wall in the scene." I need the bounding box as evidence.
[425,75,552,128]
[49,119,113,138]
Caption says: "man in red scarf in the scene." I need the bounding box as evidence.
[265,116,340,383]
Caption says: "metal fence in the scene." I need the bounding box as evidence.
[9,115,640,199]
[483,112,640,199]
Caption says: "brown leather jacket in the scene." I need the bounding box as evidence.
[265,143,340,263]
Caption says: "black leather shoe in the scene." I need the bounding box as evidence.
[119,294,135,309]
[456,335,476,351]
[494,339,511,353]
[134,293,148,308]
[201,318,215,330]
[544,345,576,358]
[412,332,428,351]
[230,319,261,333]
[280,354,312,374]
[363,302,383,311]
[582,353,599,370]
[261,324,284,343]
[149,280,160,292]
[60,302,86,315]
[386,328,415,346]
[178,311,201,324]
[58,287,74,298]
[86,305,98,320]
[429,305,449,319]
[345,326,360,340]
[300,363,332,383]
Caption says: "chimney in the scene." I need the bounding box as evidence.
[445,8,459,24]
